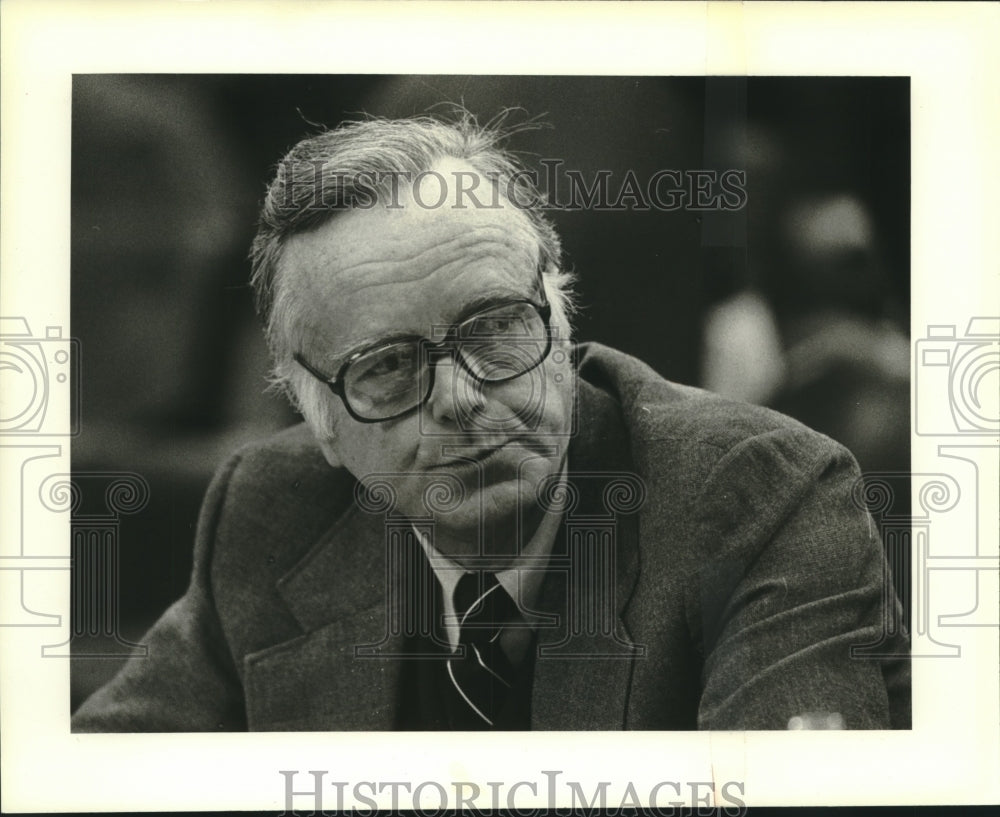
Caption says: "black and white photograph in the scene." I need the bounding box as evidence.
[67,74,912,734]
[1,2,997,813]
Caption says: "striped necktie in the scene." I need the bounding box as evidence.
[445,571,521,728]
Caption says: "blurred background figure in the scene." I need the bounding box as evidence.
[701,289,786,406]
[702,191,910,482]
[769,193,910,478]
[699,78,910,504]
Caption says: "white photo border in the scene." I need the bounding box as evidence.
[1,0,998,810]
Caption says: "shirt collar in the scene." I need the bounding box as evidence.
[414,465,566,651]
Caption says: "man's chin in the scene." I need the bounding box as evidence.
[391,444,562,559]
[443,473,520,525]
[421,476,541,562]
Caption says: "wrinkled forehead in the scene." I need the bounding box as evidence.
[319,204,538,276]
[325,158,537,262]
[290,160,539,273]
[278,160,544,359]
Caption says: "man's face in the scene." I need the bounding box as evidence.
[279,159,575,563]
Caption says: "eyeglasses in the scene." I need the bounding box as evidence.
[294,291,553,424]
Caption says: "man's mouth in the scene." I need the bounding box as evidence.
[420,435,555,477]
[430,441,513,469]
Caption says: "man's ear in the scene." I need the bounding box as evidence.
[317,436,342,469]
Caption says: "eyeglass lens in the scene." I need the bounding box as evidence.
[343,301,549,420]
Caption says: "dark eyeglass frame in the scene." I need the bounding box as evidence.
[293,267,553,424]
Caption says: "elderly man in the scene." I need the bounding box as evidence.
[72,115,909,731]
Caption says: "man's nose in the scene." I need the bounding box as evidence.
[425,357,487,427]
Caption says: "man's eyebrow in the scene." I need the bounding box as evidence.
[452,287,538,323]
[327,331,423,372]
[326,288,538,371]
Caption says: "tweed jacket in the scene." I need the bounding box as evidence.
[72,343,910,731]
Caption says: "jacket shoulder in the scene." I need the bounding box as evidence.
[225,422,346,494]
[576,344,861,572]
[209,423,355,568]
[576,342,842,466]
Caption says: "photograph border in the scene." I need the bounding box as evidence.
[1,1,998,811]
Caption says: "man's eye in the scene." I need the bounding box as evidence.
[356,348,416,381]
[474,316,522,336]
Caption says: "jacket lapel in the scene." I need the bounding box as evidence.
[530,378,644,729]
[244,503,414,730]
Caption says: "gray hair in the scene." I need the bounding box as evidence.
[249,112,576,438]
